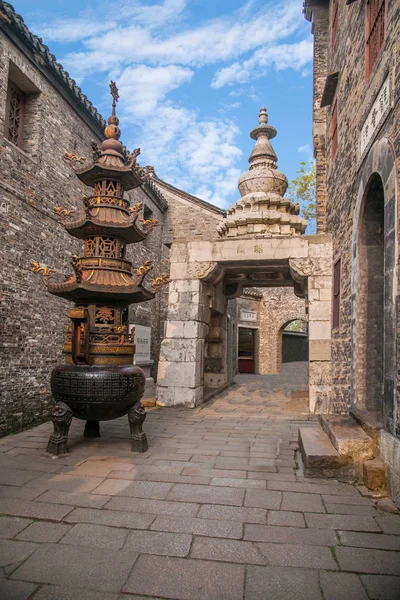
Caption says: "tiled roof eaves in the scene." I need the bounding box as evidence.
[0,1,106,137]
[153,176,227,216]
[142,179,168,213]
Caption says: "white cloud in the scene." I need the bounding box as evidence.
[59,0,304,78]
[298,144,311,153]
[32,0,311,208]
[128,105,242,209]
[211,39,313,88]
[38,18,117,43]
[117,64,194,117]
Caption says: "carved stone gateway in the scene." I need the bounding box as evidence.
[33,82,168,454]
[157,108,333,414]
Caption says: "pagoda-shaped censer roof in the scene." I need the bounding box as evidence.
[44,81,162,304]
[217,107,307,238]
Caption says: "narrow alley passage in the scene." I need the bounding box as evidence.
[0,363,399,599]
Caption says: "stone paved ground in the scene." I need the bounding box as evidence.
[0,362,399,600]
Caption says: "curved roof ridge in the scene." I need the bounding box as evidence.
[151,176,226,216]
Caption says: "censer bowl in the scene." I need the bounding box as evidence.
[47,364,148,455]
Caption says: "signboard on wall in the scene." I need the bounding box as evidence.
[360,75,391,156]
[240,310,257,323]
[129,324,151,363]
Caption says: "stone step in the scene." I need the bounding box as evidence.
[298,426,349,478]
[363,458,386,491]
[319,415,375,462]
[350,408,382,447]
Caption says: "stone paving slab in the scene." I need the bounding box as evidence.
[0,366,399,598]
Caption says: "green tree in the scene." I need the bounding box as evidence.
[288,160,316,232]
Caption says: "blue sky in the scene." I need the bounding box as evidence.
[11,0,313,209]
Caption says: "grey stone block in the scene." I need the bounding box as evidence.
[35,490,111,508]
[338,530,400,550]
[105,497,199,517]
[10,544,138,592]
[244,490,282,509]
[124,530,191,557]
[0,498,73,521]
[198,504,267,524]
[267,510,306,527]
[257,542,338,569]
[191,537,266,565]
[167,483,244,506]
[320,572,368,600]
[281,492,325,513]
[335,546,400,574]
[182,467,246,479]
[32,585,119,600]
[305,513,381,531]
[245,565,322,599]
[64,508,155,530]
[0,578,38,600]
[0,516,32,539]
[375,515,400,535]
[325,502,378,515]
[0,468,41,487]
[123,555,245,600]
[210,477,265,489]
[244,524,336,546]
[16,522,71,543]
[91,480,173,499]
[61,523,128,549]
[150,515,242,539]
[0,484,41,501]
[0,539,39,575]
[360,575,400,600]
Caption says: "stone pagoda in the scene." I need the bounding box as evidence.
[217,107,307,238]
[33,82,167,455]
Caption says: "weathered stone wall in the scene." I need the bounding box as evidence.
[0,31,166,435]
[310,1,329,233]
[309,0,400,418]
[258,288,307,375]
[307,0,399,504]
[151,178,225,243]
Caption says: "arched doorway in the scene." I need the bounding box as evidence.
[351,137,397,435]
[282,319,309,365]
[355,173,384,414]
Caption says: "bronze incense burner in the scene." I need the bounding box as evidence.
[33,82,167,455]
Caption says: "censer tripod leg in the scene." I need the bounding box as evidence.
[47,402,73,456]
[84,420,101,438]
[128,404,148,453]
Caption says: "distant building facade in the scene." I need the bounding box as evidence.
[305,0,400,505]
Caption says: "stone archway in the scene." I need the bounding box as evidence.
[157,108,333,414]
[351,138,397,434]
[277,317,308,374]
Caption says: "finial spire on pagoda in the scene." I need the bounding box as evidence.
[216,106,307,238]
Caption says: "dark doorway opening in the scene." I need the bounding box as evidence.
[358,173,384,414]
[238,328,255,373]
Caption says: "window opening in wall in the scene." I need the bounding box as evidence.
[331,0,339,46]
[4,63,41,155]
[366,0,386,78]
[5,80,25,147]
[331,99,338,159]
[333,258,341,329]
[143,204,153,220]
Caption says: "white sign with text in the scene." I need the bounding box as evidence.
[240,310,257,323]
[360,75,391,156]
[130,324,151,363]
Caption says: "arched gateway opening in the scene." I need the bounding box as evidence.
[157,107,334,414]
[355,174,385,414]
